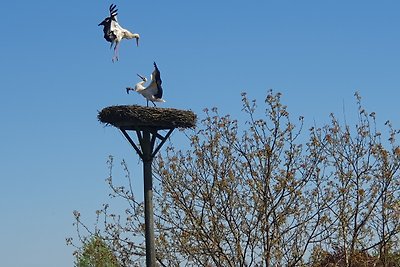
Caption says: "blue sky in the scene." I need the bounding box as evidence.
[1,1,399,266]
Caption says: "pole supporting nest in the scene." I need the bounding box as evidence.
[98,105,196,267]
[120,128,174,160]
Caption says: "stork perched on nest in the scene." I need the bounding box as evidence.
[98,4,140,62]
[126,62,165,107]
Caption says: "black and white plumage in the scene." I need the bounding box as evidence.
[98,4,140,62]
[126,62,165,107]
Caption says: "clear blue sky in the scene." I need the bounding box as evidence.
[1,1,399,266]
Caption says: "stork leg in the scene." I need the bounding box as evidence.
[146,100,149,107]
[112,53,119,62]
[151,101,156,107]
[112,43,119,62]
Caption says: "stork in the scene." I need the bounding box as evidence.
[98,4,140,62]
[126,62,165,107]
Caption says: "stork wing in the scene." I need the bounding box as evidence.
[99,4,118,25]
[101,20,117,43]
[109,4,118,22]
[152,62,163,98]
[145,81,162,99]
[153,80,163,99]
[153,62,162,86]
[99,4,119,42]
[110,20,120,35]
[109,3,121,34]
[110,17,126,39]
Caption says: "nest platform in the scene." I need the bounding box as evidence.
[98,105,197,131]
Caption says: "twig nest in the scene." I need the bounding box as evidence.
[98,105,197,130]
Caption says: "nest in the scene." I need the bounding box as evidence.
[98,105,197,130]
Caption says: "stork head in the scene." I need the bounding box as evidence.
[134,34,140,47]
[137,74,147,82]
[123,32,140,46]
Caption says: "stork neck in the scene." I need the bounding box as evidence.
[125,32,140,39]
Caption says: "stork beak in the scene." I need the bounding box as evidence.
[136,38,139,47]
[137,74,145,81]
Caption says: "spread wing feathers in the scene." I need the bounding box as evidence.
[152,62,163,99]
[146,80,162,98]
[99,4,119,43]
[109,4,118,21]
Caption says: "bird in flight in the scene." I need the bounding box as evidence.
[126,62,165,107]
[98,4,140,62]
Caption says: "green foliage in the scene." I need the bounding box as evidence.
[75,235,120,267]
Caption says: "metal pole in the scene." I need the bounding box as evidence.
[142,130,156,267]
[121,128,174,266]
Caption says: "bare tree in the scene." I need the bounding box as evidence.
[309,93,400,267]
[68,91,400,267]
[152,92,329,266]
